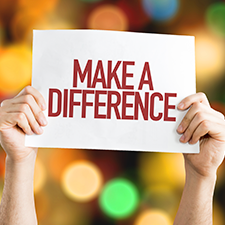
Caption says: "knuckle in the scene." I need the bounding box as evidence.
[17,113,25,121]
[20,103,29,112]
[193,102,201,111]
[201,120,209,129]
[198,92,206,99]
[23,86,32,94]
[196,112,205,121]
[24,94,33,103]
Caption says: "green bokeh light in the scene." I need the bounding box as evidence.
[206,2,225,38]
[99,178,139,219]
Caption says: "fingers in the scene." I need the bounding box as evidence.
[1,112,33,135]
[1,94,47,127]
[0,86,47,135]
[179,112,222,144]
[190,121,225,144]
[4,103,45,134]
[15,86,46,111]
[177,92,210,110]
[177,102,220,134]
[177,92,225,144]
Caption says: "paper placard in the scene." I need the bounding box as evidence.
[26,30,199,153]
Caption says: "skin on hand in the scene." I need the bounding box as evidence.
[0,86,47,163]
[177,92,225,178]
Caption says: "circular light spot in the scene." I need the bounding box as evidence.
[0,45,31,95]
[139,153,185,188]
[88,4,128,31]
[34,158,47,193]
[142,0,179,21]
[195,34,225,81]
[99,178,139,219]
[62,161,103,202]
[134,209,172,225]
[206,2,225,38]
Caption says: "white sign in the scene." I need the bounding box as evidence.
[26,30,199,153]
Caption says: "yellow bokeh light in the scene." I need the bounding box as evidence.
[34,158,47,193]
[139,153,185,188]
[134,209,172,225]
[88,4,128,31]
[0,45,31,95]
[62,160,103,202]
[196,34,225,80]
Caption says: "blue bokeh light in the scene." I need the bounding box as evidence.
[142,0,179,21]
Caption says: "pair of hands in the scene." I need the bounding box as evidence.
[0,86,225,178]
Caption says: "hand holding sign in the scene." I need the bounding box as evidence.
[0,86,47,163]
[177,93,225,178]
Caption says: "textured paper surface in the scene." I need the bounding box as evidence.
[26,30,199,153]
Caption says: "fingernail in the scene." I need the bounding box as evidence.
[178,103,184,109]
[40,116,48,126]
[37,126,43,134]
[180,135,185,142]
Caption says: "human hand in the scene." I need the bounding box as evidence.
[177,93,225,178]
[0,86,47,164]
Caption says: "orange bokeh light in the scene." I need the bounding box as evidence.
[196,34,225,80]
[88,4,128,31]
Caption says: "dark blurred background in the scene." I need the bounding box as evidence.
[0,0,225,224]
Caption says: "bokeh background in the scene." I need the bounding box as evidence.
[0,0,225,224]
